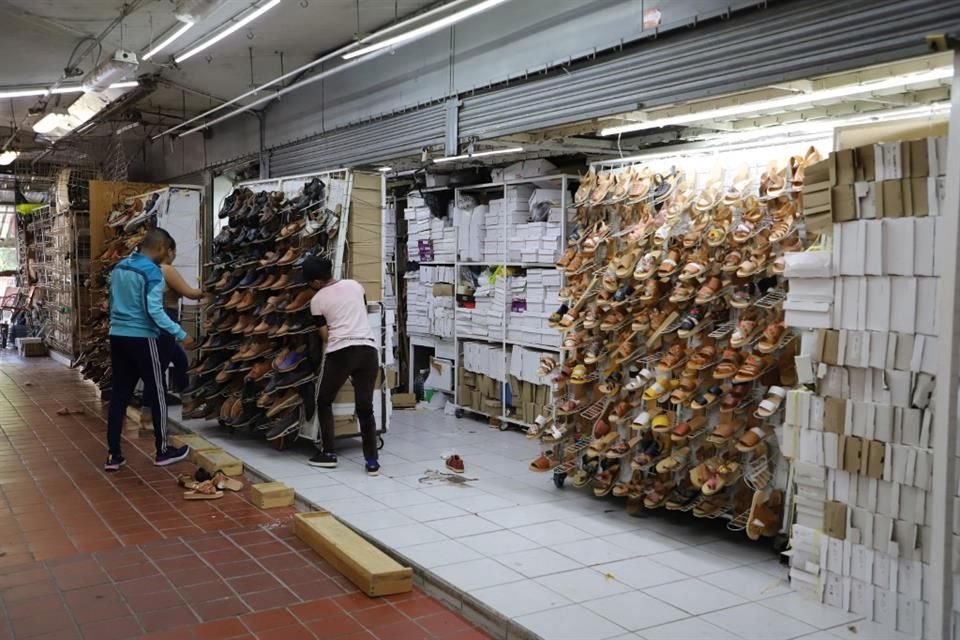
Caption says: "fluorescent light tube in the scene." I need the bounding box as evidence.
[175,0,281,63]
[600,66,954,136]
[343,0,512,60]
[50,86,86,95]
[0,88,51,99]
[377,166,393,172]
[143,21,195,60]
[0,151,20,166]
[434,147,523,163]
[108,81,140,89]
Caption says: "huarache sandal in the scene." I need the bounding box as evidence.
[694,276,724,304]
[669,282,696,304]
[719,384,750,413]
[614,249,641,278]
[633,251,661,281]
[631,438,661,469]
[754,385,786,418]
[723,165,751,205]
[705,224,728,247]
[625,367,654,391]
[559,308,579,328]
[730,319,760,348]
[548,304,569,328]
[757,322,786,353]
[721,249,743,273]
[593,465,621,497]
[558,399,580,415]
[737,425,774,452]
[703,461,741,496]
[735,256,764,278]
[746,490,784,540]
[607,435,641,459]
[691,384,726,410]
[529,453,558,472]
[670,416,707,442]
[669,372,700,405]
[657,249,682,278]
[212,471,244,492]
[665,482,701,510]
[729,286,753,309]
[643,378,676,402]
[640,279,659,304]
[570,365,590,385]
[687,345,718,370]
[677,307,705,338]
[644,480,676,509]
[582,221,609,254]
[733,354,773,383]
[657,344,688,372]
[184,480,224,500]
[656,446,690,473]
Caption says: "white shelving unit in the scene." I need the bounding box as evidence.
[450,174,577,428]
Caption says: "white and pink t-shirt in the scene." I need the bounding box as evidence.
[309,279,375,353]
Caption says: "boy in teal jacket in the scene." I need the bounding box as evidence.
[105,228,195,470]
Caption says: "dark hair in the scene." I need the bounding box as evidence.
[140,228,173,251]
[303,256,333,283]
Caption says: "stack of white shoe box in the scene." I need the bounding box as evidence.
[484,185,534,262]
[404,264,455,339]
[782,139,948,638]
[404,193,456,263]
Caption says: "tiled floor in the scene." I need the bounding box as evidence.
[173,396,906,640]
[0,353,491,640]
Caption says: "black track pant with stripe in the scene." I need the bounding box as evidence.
[106,335,169,457]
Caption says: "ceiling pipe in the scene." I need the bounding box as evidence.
[155,0,509,139]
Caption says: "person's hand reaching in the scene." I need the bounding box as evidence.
[181,335,196,349]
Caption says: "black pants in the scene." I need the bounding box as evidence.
[158,307,188,392]
[316,344,379,461]
[106,335,169,456]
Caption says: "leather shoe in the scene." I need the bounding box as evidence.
[286,289,314,313]
[269,273,291,290]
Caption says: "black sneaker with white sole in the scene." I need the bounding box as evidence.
[155,444,190,466]
[308,452,338,468]
[365,459,380,476]
[266,413,300,441]
[104,454,126,471]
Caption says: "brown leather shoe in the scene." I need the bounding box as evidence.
[271,348,291,369]
[251,317,272,334]
[267,390,302,417]
[216,314,238,331]
[246,361,273,382]
[256,273,279,290]
[274,320,293,337]
[224,290,245,309]
[236,291,258,312]
[259,295,282,315]
[269,273,291,290]
[231,315,255,334]
[276,246,301,266]
[286,289,314,312]
[244,340,273,361]
[213,271,233,290]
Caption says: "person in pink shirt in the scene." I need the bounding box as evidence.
[302,257,380,475]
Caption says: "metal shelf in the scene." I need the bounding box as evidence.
[457,333,562,352]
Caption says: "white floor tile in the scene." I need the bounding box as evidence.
[760,592,864,629]
[643,578,746,615]
[697,539,777,566]
[825,620,919,640]
[637,617,740,640]
[374,489,440,508]
[515,604,628,640]
[583,591,687,631]
[369,522,449,548]
[703,603,817,640]
[432,557,526,591]
[514,521,594,546]
[298,483,364,503]
[649,547,741,577]
[449,492,517,512]
[700,565,793,600]
[395,501,470,522]
[594,557,688,591]
[339,509,416,531]
[350,476,412,496]
[301,495,385,516]
[471,580,571,618]
[552,539,643,566]
[496,548,583,578]
[459,530,540,556]
[398,539,483,569]
[420,484,490,501]
[479,504,566,528]
[604,529,689,556]
[283,472,344,489]
[534,568,633,603]
[427,515,503,538]
[567,513,647,536]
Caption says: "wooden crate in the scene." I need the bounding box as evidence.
[169,434,219,463]
[195,450,243,476]
[251,482,295,509]
[293,511,412,597]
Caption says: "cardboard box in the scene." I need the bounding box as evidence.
[867,441,886,479]
[196,450,243,476]
[431,283,454,297]
[830,149,856,185]
[825,397,847,435]
[824,501,848,539]
[392,393,416,409]
[907,139,929,178]
[842,436,863,473]
[881,181,904,218]
[169,434,219,463]
[831,185,857,222]
[293,511,412,596]
[251,482,295,508]
[16,337,47,357]
[805,158,830,185]
[855,145,876,182]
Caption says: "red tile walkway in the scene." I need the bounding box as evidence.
[0,354,490,640]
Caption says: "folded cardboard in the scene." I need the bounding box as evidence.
[196,450,243,476]
[251,482,295,509]
[293,511,412,596]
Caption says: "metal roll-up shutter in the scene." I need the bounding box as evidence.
[459,0,960,141]
[268,105,446,177]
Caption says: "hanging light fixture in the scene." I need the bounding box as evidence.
[174,0,281,63]
[0,151,20,166]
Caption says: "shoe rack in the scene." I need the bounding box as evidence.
[450,175,575,431]
[188,170,389,449]
[75,185,201,396]
[538,149,822,541]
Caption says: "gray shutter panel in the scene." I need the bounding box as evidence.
[268,105,446,177]
[459,0,960,141]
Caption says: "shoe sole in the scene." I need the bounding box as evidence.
[266,424,300,441]
[308,461,338,468]
[275,376,316,391]
[366,469,380,476]
[104,460,126,472]
[154,447,191,466]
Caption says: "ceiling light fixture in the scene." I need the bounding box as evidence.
[33,110,76,135]
[143,21,195,61]
[599,66,954,137]
[377,166,393,172]
[0,151,20,166]
[175,0,281,63]
[343,0,512,60]
[174,0,225,23]
[433,147,524,163]
[0,80,138,100]
[82,50,139,92]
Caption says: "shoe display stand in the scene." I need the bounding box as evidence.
[537,152,823,540]
[450,175,573,431]
[190,169,389,449]
[75,185,201,396]
[783,137,948,637]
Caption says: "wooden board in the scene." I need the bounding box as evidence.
[170,434,219,463]
[293,511,412,597]
[195,449,243,476]
[251,482,295,509]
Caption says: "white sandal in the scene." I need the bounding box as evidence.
[754,386,786,418]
